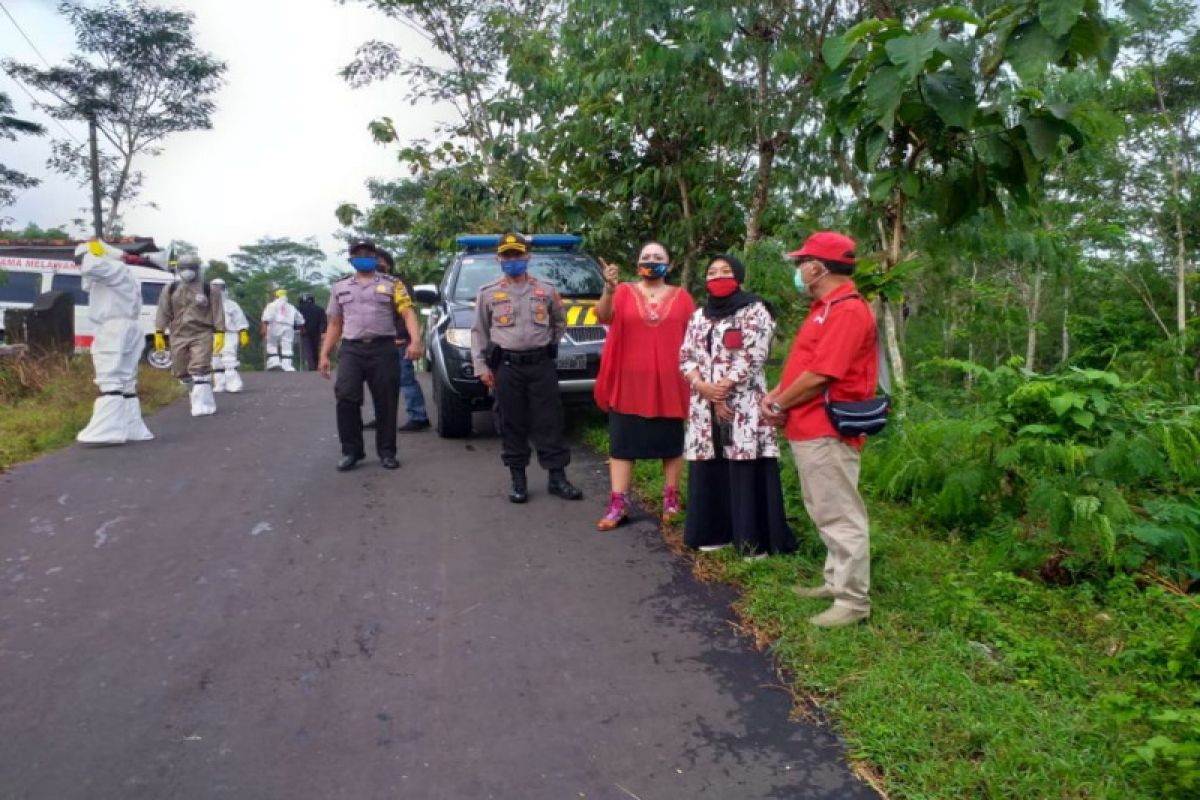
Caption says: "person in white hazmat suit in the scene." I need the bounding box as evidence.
[209,278,250,392]
[75,240,155,445]
[261,289,304,371]
[155,254,224,416]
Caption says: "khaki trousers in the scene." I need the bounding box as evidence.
[790,437,871,612]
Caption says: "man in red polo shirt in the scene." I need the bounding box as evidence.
[762,232,878,628]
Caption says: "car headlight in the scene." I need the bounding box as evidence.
[445,328,472,348]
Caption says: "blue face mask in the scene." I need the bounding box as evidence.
[793,269,805,292]
[350,256,377,272]
[501,258,529,277]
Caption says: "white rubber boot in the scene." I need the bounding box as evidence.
[212,369,227,393]
[281,355,296,372]
[224,367,244,393]
[266,348,281,370]
[190,378,217,416]
[77,394,128,445]
[124,395,155,441]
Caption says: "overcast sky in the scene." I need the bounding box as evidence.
[1,0,451,264]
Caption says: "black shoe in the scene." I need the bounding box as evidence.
[398,419,431,432]
[508,468,528,504]
[547,469,583,500]
[363,419,377,430]
[337,454,363,472]
[381,456,400,470]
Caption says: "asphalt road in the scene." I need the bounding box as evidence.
[0,371,875,800]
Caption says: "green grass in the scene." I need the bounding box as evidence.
[582,419,1200,799]
[0,356,182,471]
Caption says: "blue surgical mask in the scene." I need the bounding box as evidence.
[501,258,529,277]
[793,269,805,292]
[350,256,377,272]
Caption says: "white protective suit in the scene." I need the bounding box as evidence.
[212,290,249,393]
[262,296,303,371]
[75,241,155,445]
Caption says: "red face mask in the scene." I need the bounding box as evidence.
[706,277,739,298]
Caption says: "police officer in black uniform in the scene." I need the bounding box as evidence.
[471,232,583,503]
[319,240,421,471]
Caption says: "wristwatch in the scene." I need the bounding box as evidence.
[768,401,784,415]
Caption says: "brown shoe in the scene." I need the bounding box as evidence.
[809,604,870,628]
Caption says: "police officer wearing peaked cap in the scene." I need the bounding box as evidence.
[319,239,422,471]
[471,232,583,503]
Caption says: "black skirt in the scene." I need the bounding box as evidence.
[608,411,685,460]
[683,456,797,556]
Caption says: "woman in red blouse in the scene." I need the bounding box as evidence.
[593,241,696,530]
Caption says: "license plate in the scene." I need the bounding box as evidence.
[556,354,587,371]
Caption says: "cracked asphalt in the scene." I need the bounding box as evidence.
[0,372,876,800]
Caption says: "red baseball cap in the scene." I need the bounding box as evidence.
[787,231,857,264]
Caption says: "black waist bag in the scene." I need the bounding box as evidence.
[824,389,890,437]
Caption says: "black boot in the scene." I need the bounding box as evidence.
[508,468,528,504]
[547,468,583,500]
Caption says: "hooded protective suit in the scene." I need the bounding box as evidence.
[156,254,224,416]
[75,240,155,445]
[210,279,249,393]
[261,291,303,371]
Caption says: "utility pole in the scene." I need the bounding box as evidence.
[87,110,103,239]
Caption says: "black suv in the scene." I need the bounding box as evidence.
[414,234,608,438]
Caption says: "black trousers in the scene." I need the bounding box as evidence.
[335,339,400,458]
[494,356,570,470]
[301,332,320,371]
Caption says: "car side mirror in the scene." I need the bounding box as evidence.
[414,284,440,304]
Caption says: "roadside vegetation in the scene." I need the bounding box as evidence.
[584,398,1198,799]
[0,356,180,471]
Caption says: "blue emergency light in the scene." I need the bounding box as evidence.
[455,234,583,252]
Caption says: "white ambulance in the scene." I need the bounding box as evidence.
[0,239,175,367]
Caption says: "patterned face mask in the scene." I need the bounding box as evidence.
[637,262,669,279]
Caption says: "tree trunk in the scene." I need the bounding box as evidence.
[1025,265,1042,373]
[1061,279,1071,364]
[1152,68,1191,338]
[87,115,103,239]
[106,156,133,239]
[877,187,907,392]
[882,299,906,391]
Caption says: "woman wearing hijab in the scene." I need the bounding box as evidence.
[679,255,795,557]
[593,241,696,530]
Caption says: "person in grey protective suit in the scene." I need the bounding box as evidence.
[155,253,224,416]
[210,278,250,393]
[75,240,155,445]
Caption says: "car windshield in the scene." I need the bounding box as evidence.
[452,252,604,302]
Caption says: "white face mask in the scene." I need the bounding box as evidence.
[179,269,198,283]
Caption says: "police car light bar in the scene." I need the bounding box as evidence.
[455,234,583,252]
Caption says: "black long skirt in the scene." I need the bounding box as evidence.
[683,456,797,556]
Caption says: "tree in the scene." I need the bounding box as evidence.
[0,92,46,210]
[4,0,226,236]
[819,0,1121,390]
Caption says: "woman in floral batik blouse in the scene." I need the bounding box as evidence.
[679,254,796,558]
